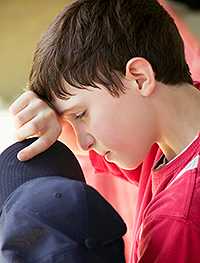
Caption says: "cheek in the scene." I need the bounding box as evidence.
[120,116,156,168]
[91,109,155,169]
[91,114,117,145]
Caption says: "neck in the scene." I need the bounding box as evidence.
[155,82,200,161]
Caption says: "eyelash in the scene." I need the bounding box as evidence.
[75,110,87,120]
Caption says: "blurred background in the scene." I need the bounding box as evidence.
[0,1,199,262]
[0,0,69,106]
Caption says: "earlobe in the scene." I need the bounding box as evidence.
[125,57,156,97]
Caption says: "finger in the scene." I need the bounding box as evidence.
[15,116,47,141]
[17,131,58,161]
[9,91,37,115]
[14,99,47,129]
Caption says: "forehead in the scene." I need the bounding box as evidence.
[53,82,103,114]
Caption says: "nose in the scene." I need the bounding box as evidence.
[76,131,95,151]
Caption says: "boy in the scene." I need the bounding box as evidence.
[9,0,200,262]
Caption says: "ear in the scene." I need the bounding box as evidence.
[125,57,156,97]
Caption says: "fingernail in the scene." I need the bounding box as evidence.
[17,152,26,161]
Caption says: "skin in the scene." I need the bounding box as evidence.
[9,57,200,169]
[9,91,62,160]
[53,81,157,169]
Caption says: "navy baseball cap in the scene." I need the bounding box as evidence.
[0,138,127,262]
[0,137,85,211]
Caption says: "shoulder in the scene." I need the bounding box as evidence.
[138,159,200,260]
[146,157,200,220]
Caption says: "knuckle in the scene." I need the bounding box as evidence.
[48,107,56,116]
[34,98,46,109]
[8,104,15,114]
[15,113,25,124]
[45,108,57,121]
[41,138,51,149]
[9,101,21,115]
[31,120,42,133]
[26,90,37,99]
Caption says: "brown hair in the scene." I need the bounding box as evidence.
[29,0,193,106]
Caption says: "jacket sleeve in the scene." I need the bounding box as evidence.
[138,215,200,263]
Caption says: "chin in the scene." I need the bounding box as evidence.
[113,159,142,170]
[106,152,143,170]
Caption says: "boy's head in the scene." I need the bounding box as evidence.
[28,0,192,169]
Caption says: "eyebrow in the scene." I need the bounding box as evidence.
[59,106,77,116]
[53,95,77,116]
[58,101,85,117]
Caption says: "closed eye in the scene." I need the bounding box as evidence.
[75,110,87,120]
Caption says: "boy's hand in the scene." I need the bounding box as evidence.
[9,91,62,161]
